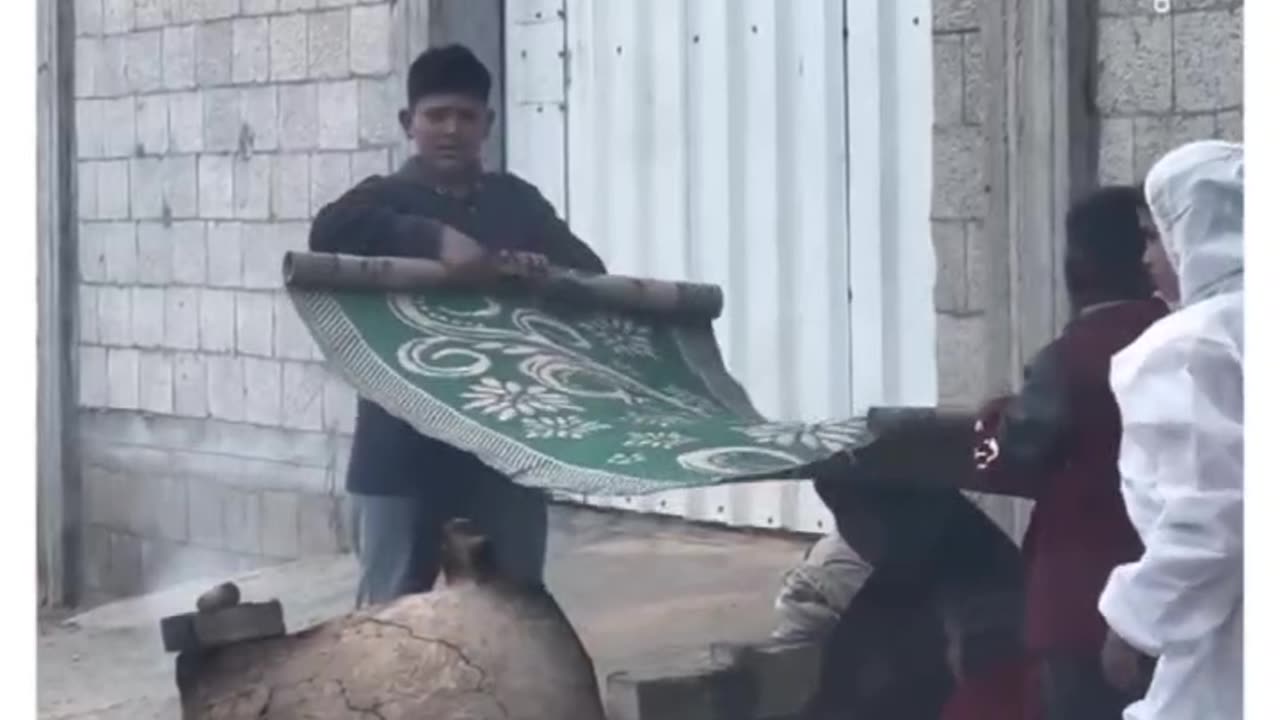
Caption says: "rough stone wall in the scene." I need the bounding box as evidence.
[72,0,403,598]
[1096,0,1243,185]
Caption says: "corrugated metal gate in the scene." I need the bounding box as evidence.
[505,0,936,533]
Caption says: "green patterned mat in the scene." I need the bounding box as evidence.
[286,253,870,496]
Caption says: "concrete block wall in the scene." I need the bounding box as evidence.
[1096,0,1242,186]
[72,0,404,598]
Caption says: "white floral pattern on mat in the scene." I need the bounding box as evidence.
[460,377,582,421]
[735,421,865,452]
[521,415,612,440]
[580,315,657,358]
[623,431,696,450]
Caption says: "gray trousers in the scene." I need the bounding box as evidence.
[349,472,548,607]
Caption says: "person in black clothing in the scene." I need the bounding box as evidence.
[309,45,607,607]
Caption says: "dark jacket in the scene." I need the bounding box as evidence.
[308,159,607,496]
[973,298,1168,654]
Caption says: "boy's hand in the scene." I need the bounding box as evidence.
[438,225,486,267]
[496,250,552,278]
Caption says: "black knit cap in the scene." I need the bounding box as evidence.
[407,44,492,107]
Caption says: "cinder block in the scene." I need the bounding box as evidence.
[350,148,390,180]
[309,9,350,79]
[196,19,235,87]
[206,221,243,288]
[198,288,237,353]
[164,287,201,350]
[96,35,129,97]
[278,82,318,151]
[196,0,240,21]
[235,291,276,356]
[231,17,271,84]
[132,286,166,348]
[321,373,355,433]
[243,356,284,426]
[1098,117,1137,185]
[102,0,133,32]
[203,87,243,153]
[135,95,169,155]
[261,490,301,557]
[98,285,133,346]
[164,155,200,219]
[189,601,286,650]
[75,0,104,36]
[309,152,352,216]
[75,37,99,98]
[317,80,359,150]
[198,154,236,219]
[280,0,318,11]
[105,531,144,597]
[962,32,987,127]
[78,221,110,282]
[76,99,106,160]
[101,97,135,157]
[96,159,131,220]
[932,221,967,314]
[932,35,964,127]
[604,650,749,720]
[1133,114,1216,179]
[1097,15,1174,115]
[964,221,988,314]
[274,291,321,361]
[205,355,246,422]
[1173,9,1242,112]
[78,161,99,219]
[187,477,230,548]
[239,86,279,152]
[280,361,326,431]
[126,29,163,93]
[130,157,165,220]
[134,0,166,29]
[170,221,208,285]
[163,26,197,90]
[100,221,139,284]
[241,222,299,289]
[107,347,142,410]
[931,125,986,220]
[1216,109,1243,143]
[936,313,988,406]
[243,0,280,14]
[79,284,100,344]
[222,485,264,554]
[270,13,309,81]
[234,156,273,220]
[358,75,400,147]
[272,153,312,219]
[298,492,343,555]
[137,222,172,285]
[173,353,209,418]
[139,350,176,414]
[933,0,978,32]
[168,91,205,153]
[349,3,391,76]
[79,345,110,407]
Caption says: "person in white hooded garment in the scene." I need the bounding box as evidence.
[1097,139,1244,720]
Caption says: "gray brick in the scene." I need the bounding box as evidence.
[309,9,350,79]
[243,357,284,426]
[936,313,987,406]
[129,157,164,220]
[1173,10,1242,112]
[187,479,232,548]
[164,287,200,350]
[206,220,243,287]
[349,3,391,75]
[358,76,400,146]
[934,0,978,31]
[75,38,100,98]
[236,291,275,356]
[134,0,167,29]
[270,14,309,81]
[280,361,325,431]
[232,17,271,84]
[199,288,237,352]
[96,35,129,97]
[131,286,165,348]
[107,348,142,410]
[162,25,196,90]
[126,29,163,93]
[173,352,209,417]
[322,373,355,433]
[78,161,99,220]
[932,221,966,313]
[298,493,342,555]
[136,222,171,284]
[243,0,280,14]
[195,0,239,22]
[1098,117,1136,185]
[196,20,234,87]
[164,155,200,218]
[261,490,301,558]
[962,32,987,126]
[203,87,243,153]
[205,356,246,422]
[309,152,351,215]
[199,154,236,219]
[280,0,317,10]
[168,91,204,153]
[1134,114,1216,179]
[170,221,207,284]
[79,284,101,344]
[274,291,320,360]
[1216,110,1242,143]
[78,221,110,282]
[933,35,964,127]
[240,86,280,153]
[96,159,131,220]
[135,475,189,543]
[103,0,134,35]
[100,221,139,283]
[350,148,389,179]
[278,83,318,151]
[964,221,988,313]
[1097,15,1174,115]
[272,153,312,219]
[76,0,104,36]
[98,285,133,345]
[79,346,109,407]
[135,95,168,155]
[101,97,136,157]
[234,155,273,220]
[224,488,264,554]
[106,532,145,596]
[139,351,175,414]
[242,222,303,289]
[76,99,107,159]
[317,80,359,150]
[931,126,986,219]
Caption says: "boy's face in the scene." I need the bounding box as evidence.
[1139,207,1180,304]
[400,93,493,177]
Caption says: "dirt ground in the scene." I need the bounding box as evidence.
[38,507,812,719]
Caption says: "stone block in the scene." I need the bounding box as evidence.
[280,362,326,431]
[81,525,113,594]
[75,37,99,98]
[139,350,176,414]
[317,80,359,150]
[186,478,229,548]
[182,601,285,650]
[168,91,205,153]
[96,159,131,220]
[243,356,284,426]
[232,17,271,84]
[309,9,350,79]
[132,286,166,348]
[223,484,265,554]
[101,97,136,157]
[298,493,343,555]
[135,95,169,155]
[242,222,302,289]
[199,288,237,353]
[105,531,144,597]
[195,0,240,21]
[261,490,301,557]
[78,161,99,220]
[98,285,132,345]
[240,86,280,153]
[206,220,243,287]
[932,35,964,127]
[604,650,748,720]
[272,153,312,219]
[1097,14,1174,115]
[173,353,209,418]
[1216,109,1242,143]
[932,221,967,313]
[126,29,163,93]
[964,221,988,313]
[100,221,139,283]
[358,75,400,146]
[280,0,317,10]
[196,20,235,87]
[349,3,391,75]
[134,0,167,28]
[270,13,309,81]
[962,31,987,126]
[1133,114,1216,179]
[163,25,197,90]
[199,154,236,219]
[136,222,172,284]
[935,313,987,406]
[107,347,142,409]
[274,291,321,361]
[243,0,280,14]
[79,345,110,407]
[205,355,246,422]
[76,0,104,36]
[931,125,986,219]
[203,87,243,153]
[278,82,318,151]
[79,284,100,344]
[78,221,110,282]
[164,287,201,350]
[322,373,356,433]
[234,155,273,220]
[76,99,106,159]
[236,291,276,356]
[933,0,978,31]
[1098,117,1137,185]
[130,157,165,220]
[166,155,201,218]
[350,148,390,179]
[309,152,352,215]
[1173,9,1242,112]
[97,36,129,96]
[83,465,134,530]
[170,221,208,284]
